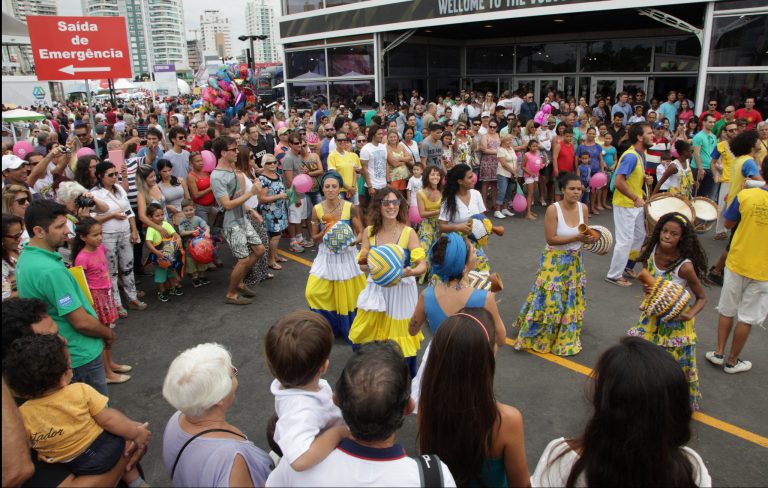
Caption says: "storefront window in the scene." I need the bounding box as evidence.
[330,80,375,106]
[430,77,460,100]
[286,49,326,79]
[709,14,768,67]
[581,39,652,72]
[388,44,428,77]
[466,47,515,75]
[429,45,460,76]
[471,79,498,97]
[328,45,373,77]
[517,43,578,74]
[654,37,700,72]
[705,73,768,116]
[289,82,328,108]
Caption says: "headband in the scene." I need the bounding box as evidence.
[429,232,467,283]
[453,313,491,344]
[672,213,690,227]
[321,170,344,188]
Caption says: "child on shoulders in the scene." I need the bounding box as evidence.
[264,311,348,471]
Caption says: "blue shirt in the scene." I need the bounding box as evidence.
[615,152,642,177]
[611,103,633,126]
[137,146,164,170]
[658,102,678,131]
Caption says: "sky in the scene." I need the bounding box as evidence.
[51,0,282,54]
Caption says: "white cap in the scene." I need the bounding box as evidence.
[2,154,27,172]
[481,111,491,118]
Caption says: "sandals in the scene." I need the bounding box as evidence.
[713,232,728,241]
[276,256,288,263]
[605,276,632,287]
[624,268,640,279]
[225,296,252,305]
[112,364,133,373]
[107,374,131,384]
[117,307,128,319]
[266,273,275,280]
[268,263,283,270]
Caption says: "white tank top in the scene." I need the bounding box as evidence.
[551,201,584,251]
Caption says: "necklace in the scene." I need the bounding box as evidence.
[390,224,400,244]
[323,199,342,217]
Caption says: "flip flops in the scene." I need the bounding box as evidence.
[605,276,632,287]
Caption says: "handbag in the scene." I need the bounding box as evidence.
[171,428,247,479]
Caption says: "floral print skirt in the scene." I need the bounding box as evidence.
[418,216,440,283]
[628,314,701,410]
[514,247,586,356]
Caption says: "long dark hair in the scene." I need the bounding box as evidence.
[367,186,408,236]
[417,308,498,486]
[561,337,696,487]
[2,213,23,264]
[70,217,100,262]
[94,161,119,194]
[442,163,472,222]
[639,212,709,283]
[422,165,445,191]
[156,159,180,186]
[73,155,99,189]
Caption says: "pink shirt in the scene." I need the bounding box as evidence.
[524,152,543,176]
[74,245,111,290]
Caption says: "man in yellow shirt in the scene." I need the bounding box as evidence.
[706,157,768,374]
[712,121,738,239]
[605,123,653,287]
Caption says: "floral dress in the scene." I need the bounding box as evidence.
[455,137,475,167]
[417,189,442,284]
[628,249,701,410]
[480,137,500,181]
[258,174,288,234]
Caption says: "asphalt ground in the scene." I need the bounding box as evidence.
[109,209,767,486]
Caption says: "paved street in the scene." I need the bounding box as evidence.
[109,210,767,486]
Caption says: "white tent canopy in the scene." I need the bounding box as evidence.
[113,78,136,90]
[2,109,45,122]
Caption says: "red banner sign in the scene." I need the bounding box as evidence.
[27,16,132,81]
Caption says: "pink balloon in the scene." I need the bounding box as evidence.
[511,193,527,213]
[13,141,34,158]
[293,173,313,193]
[590,172,608,190]
[76,147,96,158]
[408,205,422,225]
[275,121,288,130]
[201,150,217,172]
[472,172,478,186]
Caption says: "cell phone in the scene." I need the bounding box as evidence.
[140,139,147,145]
[124,210,132,216]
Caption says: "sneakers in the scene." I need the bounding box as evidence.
[198,276,211,285]
[157,292,169,302]
[493,210,506,219]
[192,278,203,288]
[170,287,184,296]
[724,359,752,374]
[299,236,314,248]
[705,351,724,366]
[289,241,305,253]
[502,208,515,217]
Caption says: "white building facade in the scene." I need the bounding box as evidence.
[245,0,279,63]
[199,9,232,59]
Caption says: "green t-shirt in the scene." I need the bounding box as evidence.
[146,221,176,246]
[364,110,376,126]
[692,130,717,170]
[16,245,103,369]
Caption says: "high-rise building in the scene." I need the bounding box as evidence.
[80,0,188,77]
[187,37,203,72]
[6,0,57,20]
[245,0,278,63]
[199,10,232,59]
[5,0,58,69]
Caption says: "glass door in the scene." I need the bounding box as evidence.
[621,78,647,98]
[514,78,536,99]
[590,78,619,104]
[538,78,561,105]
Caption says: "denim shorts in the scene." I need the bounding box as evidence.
[65,431,124,475]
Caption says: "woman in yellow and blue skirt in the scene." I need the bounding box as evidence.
[627,212,708,410]
[349,186,427,376]
[305,172,366,342]
[417,165,444,283]
[514,174,593,357]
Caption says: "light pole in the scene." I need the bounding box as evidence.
[238,34,268,71]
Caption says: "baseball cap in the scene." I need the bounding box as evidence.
[653,121,664,129]
[2,154,27,172]
[481,112,491,118]
[278,127,290,136]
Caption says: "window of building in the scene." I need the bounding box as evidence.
[715,0,762,10]
[467,47,515,75]
[517,43,578,74]
[581,39,652,72]
[388,44,428,77]
[286,49,326,79]
[429,45,460,76]
[328,44,373,77]
[330,80,374,106]
[705,73,767,114]
[709,14,768,67]
[654,37,700,72]
[285,0,323,15]
[290,81,328,107]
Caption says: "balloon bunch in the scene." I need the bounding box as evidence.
[533,103,553,126]
[201,64,259,117]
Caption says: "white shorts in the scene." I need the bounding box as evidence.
[525,176,539,185]
[288,196,310,224]
[717,267,768,326]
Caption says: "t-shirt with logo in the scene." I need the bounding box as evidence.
[360,143,388,190]
[420,138,443,168]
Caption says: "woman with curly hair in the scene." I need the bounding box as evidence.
[628,212,708,410]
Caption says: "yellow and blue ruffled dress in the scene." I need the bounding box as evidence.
[349,226,425,376]
[305,201,367,342]
[628,249,701,410]
[417,190,442,283]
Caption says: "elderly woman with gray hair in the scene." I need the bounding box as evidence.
[162,343,273,487]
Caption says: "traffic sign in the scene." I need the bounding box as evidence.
[26,16,132,81]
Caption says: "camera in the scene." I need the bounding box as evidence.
[60,146,71,154]
[75,195,95,208]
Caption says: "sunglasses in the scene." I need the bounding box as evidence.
[725,110,735,114]
[15,197,30,205]
[489,125,498,129]
[381,199,400,207]
[337,139,349,142]
[264,160,277,165]
[4,230,24,239]
[105,172,118,177]
[76,133,88,138]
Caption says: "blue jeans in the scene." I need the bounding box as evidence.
[496,175,514,206]
[72,355,108,397]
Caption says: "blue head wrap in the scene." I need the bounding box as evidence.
[321,170,344,189]
[429,232,467,283]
